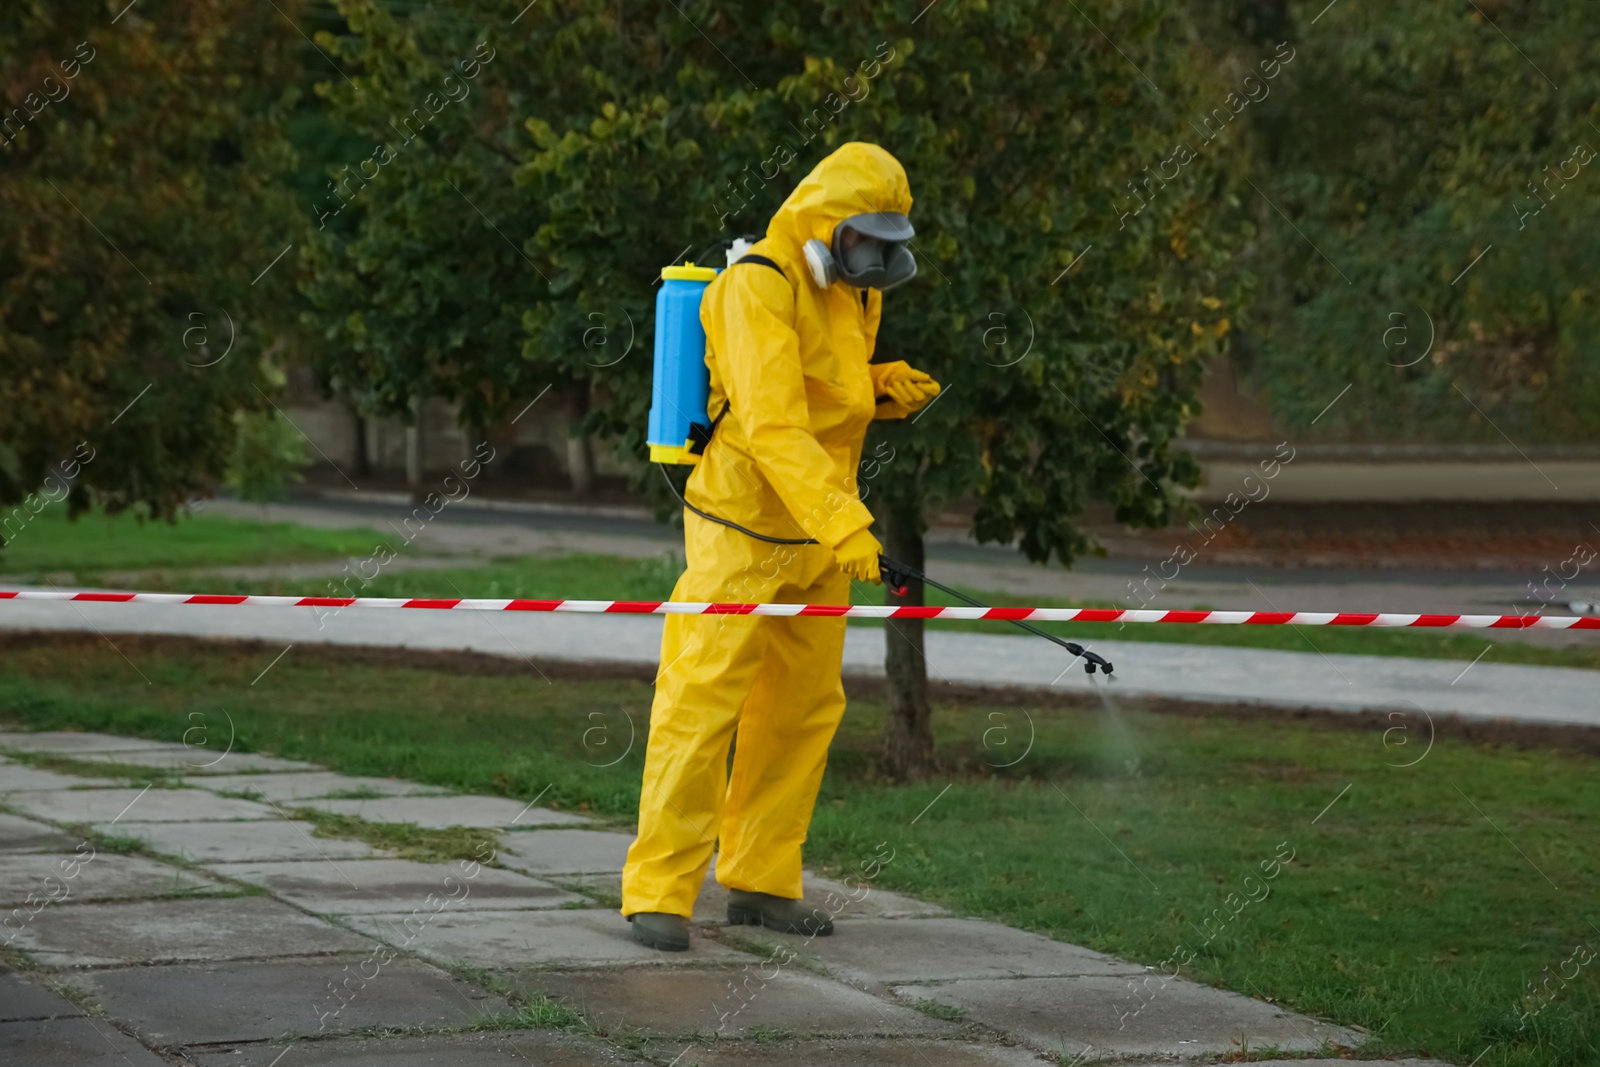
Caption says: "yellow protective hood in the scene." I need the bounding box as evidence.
[767,142,913,248]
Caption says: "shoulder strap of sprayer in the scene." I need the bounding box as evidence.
[739,254,867,311]
[688,253,791,456]
[735,253,786,280]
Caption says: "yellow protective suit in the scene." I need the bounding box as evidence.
[622,143,927,917]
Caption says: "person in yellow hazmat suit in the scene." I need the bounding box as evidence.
[622,142,941,951]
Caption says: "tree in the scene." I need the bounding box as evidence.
[305,0,1248,778]
[301,0,795,473]
[764,3,1249,776]
[0,0,308,528]
[299,4,545,443]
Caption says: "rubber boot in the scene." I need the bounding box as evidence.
[629,912,690,951]
[726,890,834,937]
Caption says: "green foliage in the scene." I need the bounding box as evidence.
[1211,1,1600,442]
[0,0,310,519]
[225,409,310,504]
[303,0,1248,565]
[299,2,549,427]
[785,2,1247,561]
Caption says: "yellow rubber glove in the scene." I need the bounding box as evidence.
[876,362,941,410]
[888,378,940,407]
[833,527,883,584]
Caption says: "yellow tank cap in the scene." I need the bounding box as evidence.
[661,263,719,283]
[649,442,702,465]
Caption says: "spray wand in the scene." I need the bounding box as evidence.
[878,555,1115,677]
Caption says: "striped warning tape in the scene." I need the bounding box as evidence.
[3,590,1597,629]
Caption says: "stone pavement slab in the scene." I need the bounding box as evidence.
[346,908,747,968]
[555,871,625,908]
[12,896,374,967]
[0,1017,168,1065]
[5,786,275,824]
[729,918,1142,990]
[513,967,958,1040]
[893,975,1360,1061]
[0,851,220,907]
[298,794,589,829]
[0,970,81,1021]
[0,759,118,791]
[72,749,320,774]
[0,731,188,755]
[665,1038,1054,1066]
[104,819,382,863]
[186,1029,646,1066]
[498,828,631,876]
[196,770,453,802]
[77,956,508,1044]
[0,812,78,853]
[208,858,585,914]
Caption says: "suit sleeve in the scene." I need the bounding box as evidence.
[863,288,883,357]
[710,268,875,549]
[863,290,911,420]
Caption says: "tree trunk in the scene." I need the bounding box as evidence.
[404,399,424,496]
[880,500,934,780]
[351,411,371,479]
[565,383,594,496]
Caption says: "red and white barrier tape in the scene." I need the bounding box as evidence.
[3,590,1597,630]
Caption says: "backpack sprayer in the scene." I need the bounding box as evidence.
[645,239,1116,677]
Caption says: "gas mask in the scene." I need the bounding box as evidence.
[803,212,918,292]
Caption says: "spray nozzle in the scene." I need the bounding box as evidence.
[1080,649,1115,675]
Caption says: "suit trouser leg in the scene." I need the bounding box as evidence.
[715,608,849,900]
[621,610,767,918]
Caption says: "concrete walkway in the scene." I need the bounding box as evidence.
[2,595,1595,728]
[0,731,1449,1066]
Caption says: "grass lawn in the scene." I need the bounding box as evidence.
[1,635,1596,1066]
[0,505,399,573]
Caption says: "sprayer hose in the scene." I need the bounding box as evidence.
[654,464,1113,674]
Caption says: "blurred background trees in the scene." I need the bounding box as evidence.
[0,0,308,519]
[11,0,1595,512]
[1198,0,1600,441]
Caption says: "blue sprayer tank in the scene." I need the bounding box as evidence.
[647,262,721,465]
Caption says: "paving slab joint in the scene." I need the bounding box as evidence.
[702,927,836,977]
[280,804,509,866]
